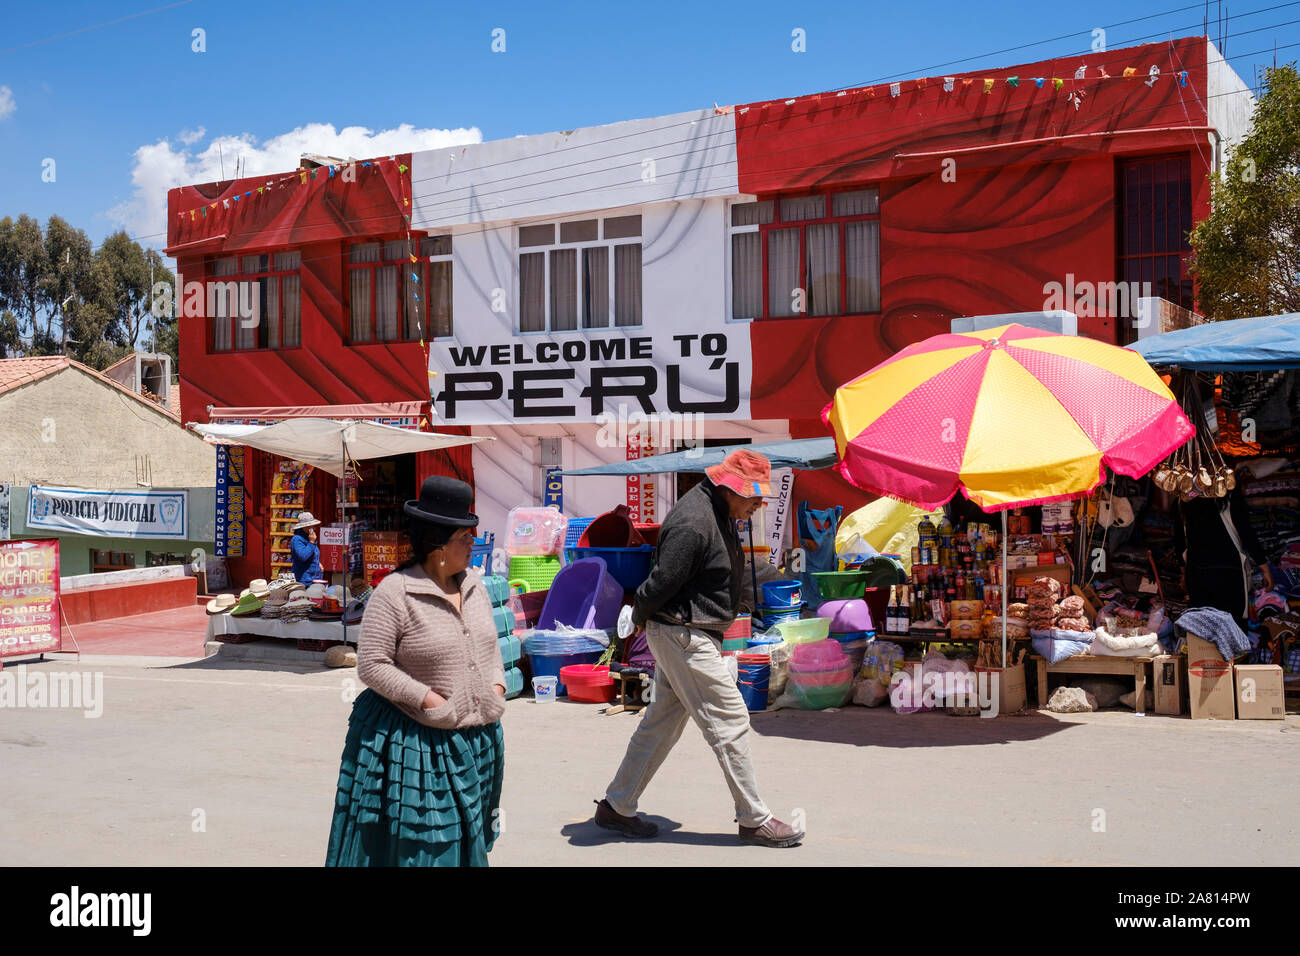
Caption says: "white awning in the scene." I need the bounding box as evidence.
[189,418,487,478]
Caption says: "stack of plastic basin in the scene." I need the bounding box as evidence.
[815,598,873,674]
[721,616,752,651]
[812,571,868,600]
[754,603,803,631]
[736,653,771,711]
[486,574,523,699]
[537,557,623,630]
[761,580,803,608]
[745,633,784,654]
[775,616,831,645]
[523,629,608,696]
[788,639,854,709]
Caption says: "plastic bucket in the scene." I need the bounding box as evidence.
[559,664,616,704]
[812,571,868,600]
[861,588,891,634]
[565,546,655,591]
[737,658,771,712]
[537,557,624,630]
[532,676,558,702]
[528,651,602,696]
[761,580,803,608]
[579,508,646,548]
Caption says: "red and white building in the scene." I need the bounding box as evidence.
[167,36,1251,582]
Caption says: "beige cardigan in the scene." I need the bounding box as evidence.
[357,564,507,730]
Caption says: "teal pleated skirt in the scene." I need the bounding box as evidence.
[325,689,504,867]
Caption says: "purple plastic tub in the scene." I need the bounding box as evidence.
[816,598,874,633]
[537,557,624,630]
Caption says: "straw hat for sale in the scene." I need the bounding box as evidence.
[205,593,237,615]
[291,511,322,532]
[306,582,327,603]
[246,578,271,598]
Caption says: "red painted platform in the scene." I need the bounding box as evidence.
[60,576,198,625]
[55,605,211,658]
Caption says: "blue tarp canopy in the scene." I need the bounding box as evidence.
[558,436,838,476]
[1129,313,1300,371]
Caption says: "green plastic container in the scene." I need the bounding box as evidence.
[508,554,562,591]
[812,571,869,599]
[776,616,832,644]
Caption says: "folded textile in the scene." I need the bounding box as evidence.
[1090,628,1160,656]
[1174,607,1251,661]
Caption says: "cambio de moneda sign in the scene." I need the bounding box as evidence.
[0,539,61,658]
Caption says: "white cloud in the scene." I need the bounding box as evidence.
[0,86,15,120]
[178,126,206,145]
[106,121,483,250]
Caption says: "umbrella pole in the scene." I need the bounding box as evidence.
[1001,509,1008,670]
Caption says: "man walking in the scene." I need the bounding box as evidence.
[593,449,804,848]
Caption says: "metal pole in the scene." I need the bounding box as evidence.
[1001,509,1008,669]
[342,429,349,648]
[747,518,759,611]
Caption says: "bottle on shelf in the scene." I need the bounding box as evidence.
[898,585,912,635]
[886,585,899,635]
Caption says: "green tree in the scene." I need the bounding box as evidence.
[1189,64,1300,319]
[0,310,20,358]
[5,214,49,339]
[41,215,96,352]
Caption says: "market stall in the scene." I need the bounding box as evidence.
[191,418,483,648]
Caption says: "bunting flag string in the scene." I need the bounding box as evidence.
[174,155,409,224]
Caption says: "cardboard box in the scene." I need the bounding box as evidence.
[1152,654,1187,716]
[976,662,1027,715]
[1187,634,1236,720]
[950,600,985,620]
[1235,664,1286,720]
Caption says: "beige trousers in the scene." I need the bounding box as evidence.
[604,620,773,829]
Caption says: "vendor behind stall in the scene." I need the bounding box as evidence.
[291,511,323,583]
[1175,472,1273,624]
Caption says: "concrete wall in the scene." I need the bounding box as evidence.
[1207,38,1256,169]
[0,365,214,488]
[6,484,216,577]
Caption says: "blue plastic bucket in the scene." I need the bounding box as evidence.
[737,661,771,712]
[761,580,803,608]
[564,545,655,591]
[528,651,602,697]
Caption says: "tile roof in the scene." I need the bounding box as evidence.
[0,355,182,422]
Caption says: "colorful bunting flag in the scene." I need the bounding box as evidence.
[399,164,409,173]
[1099,67,1110,79]
[1123,67,1136,78]
[916,77,927,89]
[1052,78,1063,91]
[1179,70,1188,86]
[1034,77,1045,88]
[983,78,993,93]
[1006,76,1019,88]
[889,82,900,97]
[1145,65,1160,87]
[943,76,955,92]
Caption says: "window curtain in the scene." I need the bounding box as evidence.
[520,252,545,332]
[549,248,577,331]
[276,252,301,346]
[614,244,642,327]
[767,228,800,316]
[375,240,405,341]
[350,244,379,341]
[583,246,609,328]
[845,220,880,313]
[428,260,452,338]
[806,223,840,316]
[731,232,762,319]
[210,257,237,350]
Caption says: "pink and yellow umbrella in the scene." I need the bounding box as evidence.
[823,324,1193,511]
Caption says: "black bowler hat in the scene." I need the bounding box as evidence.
[404,476,479,528]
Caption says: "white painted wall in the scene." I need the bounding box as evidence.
[429,195,751,426]
[1207,38,1256,170]
[411,108,738,227]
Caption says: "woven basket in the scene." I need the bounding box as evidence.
[508,554,562,591]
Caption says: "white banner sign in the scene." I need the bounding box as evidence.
[766,468,794,566]
[27,486,188,540]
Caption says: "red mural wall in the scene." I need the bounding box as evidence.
[167,154,426,425]
[735,36,1214,514]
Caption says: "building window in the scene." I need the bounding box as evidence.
[349,236,452,343]
[208,251,302,351]
[728,189,880,320]
[518,215,642,332]
[1118,154,1193,342]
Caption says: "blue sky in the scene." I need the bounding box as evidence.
[1,0,1294,257]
